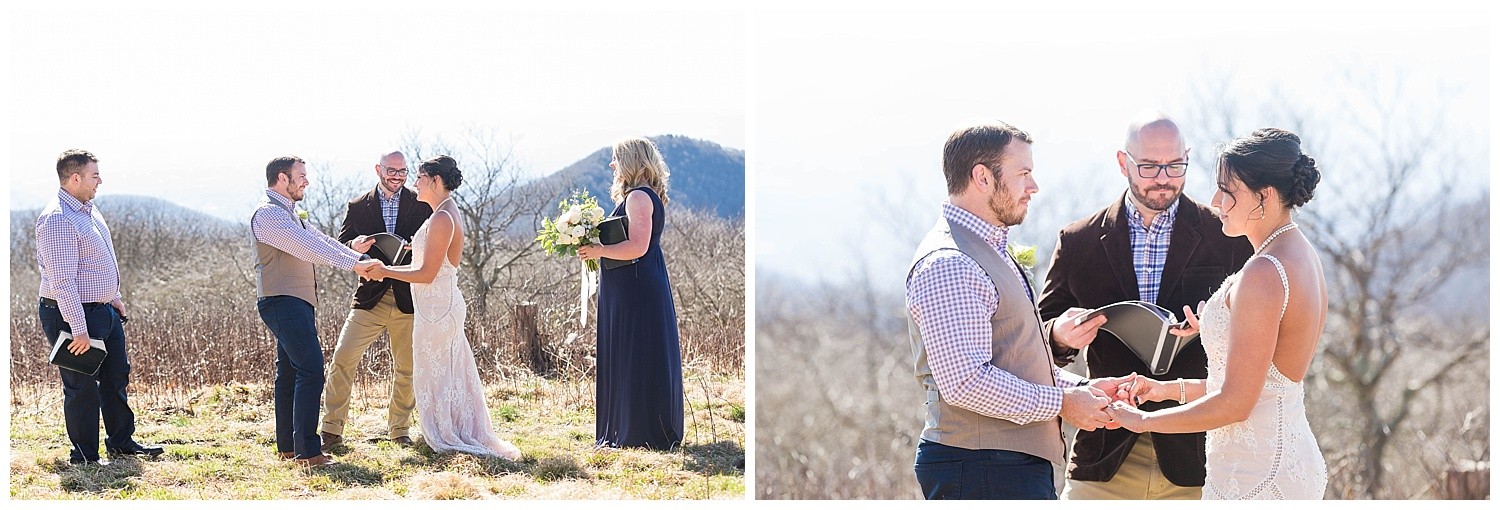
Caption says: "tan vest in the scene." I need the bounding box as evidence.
[907,216,1065,466]
[252,195,318,306]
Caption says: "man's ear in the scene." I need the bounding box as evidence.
[971,164,991,192]
[1117,151,1129,177]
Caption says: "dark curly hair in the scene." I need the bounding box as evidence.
[1217,127,1320,209]
[419,155,463,192]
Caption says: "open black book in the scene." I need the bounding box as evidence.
[599,215,637,270]
[368,232,413,266]
[1077,300,1196,376]
[49,331,108,376]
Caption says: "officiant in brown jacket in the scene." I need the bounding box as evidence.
[320,151,433,446]
[1038,113,1252,499]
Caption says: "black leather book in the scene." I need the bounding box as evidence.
[368,232,412,265]
[49,331,108,376]
[599,215,637,270]
[1077,300,1196,376]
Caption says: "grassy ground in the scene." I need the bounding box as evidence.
[9,371,744,499]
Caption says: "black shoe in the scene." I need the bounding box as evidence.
[390,436,413,446]
[320,432,344,447]
[107,444,164,457]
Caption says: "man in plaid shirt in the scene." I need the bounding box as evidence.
[906,122,1132,499]
[35,149,163,466]
[252,156,381,467]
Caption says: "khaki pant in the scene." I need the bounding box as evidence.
[1063,433,1203,500]
[320,289,415,439]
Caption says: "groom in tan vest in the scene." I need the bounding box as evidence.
[253,156,380,467]
[906,121,1127,499]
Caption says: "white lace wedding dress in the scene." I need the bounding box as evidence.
[1200,254,1327,499]
[410,216,522,460]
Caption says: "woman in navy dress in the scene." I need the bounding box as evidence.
[577,137,684,450]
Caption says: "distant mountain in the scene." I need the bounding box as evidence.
[537,135,744,218]
[9,194,241,258]
[91,194,244,230]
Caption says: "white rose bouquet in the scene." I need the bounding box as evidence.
[536,190,608,326]
[536,190,608,270]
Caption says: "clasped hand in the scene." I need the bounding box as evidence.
[354,258,386,281]
[1063,373,1155,432]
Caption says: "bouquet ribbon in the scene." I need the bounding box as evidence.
[580,260,597,327]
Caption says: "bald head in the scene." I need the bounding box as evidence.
[375,151,410,195]
[1118,111,1190,214]
[1123,112,1185,155]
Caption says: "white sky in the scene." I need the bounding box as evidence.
[7,4,746,220]
[751,2,1492,287]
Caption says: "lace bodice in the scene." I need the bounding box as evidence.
[1199,254,1327,499]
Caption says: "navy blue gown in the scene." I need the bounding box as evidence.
[595,186,684,450]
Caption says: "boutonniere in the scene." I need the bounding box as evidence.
[296,209,309,222]
[1007,244,1037,271]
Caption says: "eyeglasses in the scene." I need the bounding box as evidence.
[1124,151,1189,179]
[379,165,409,177]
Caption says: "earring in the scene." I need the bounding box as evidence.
[1251,201,1266,221]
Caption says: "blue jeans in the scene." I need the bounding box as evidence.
[257,296,325,458]
[914,440,1056,499]
[39,299,138,463]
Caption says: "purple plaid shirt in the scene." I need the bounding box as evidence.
[378,186,400,234]
[251,190,360,271]
[1125,197,1178,304]
[36,188,122,339]
[906,203,1086,424]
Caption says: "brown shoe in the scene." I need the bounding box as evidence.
[277,451,296,461]
[320,432,343,447]
[294,454,337,467]
[391,436,413,446]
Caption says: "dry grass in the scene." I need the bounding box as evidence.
[10,372,744,500]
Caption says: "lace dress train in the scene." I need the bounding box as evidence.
[410,219,522,460]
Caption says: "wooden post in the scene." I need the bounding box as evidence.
[1442,462,1489,499]
[510,302,548,375]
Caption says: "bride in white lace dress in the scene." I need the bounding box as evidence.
[365,155,521,460]
[1107,129,1327,499]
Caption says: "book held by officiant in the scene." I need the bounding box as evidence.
[49,331,108,376]
[368,232,412,265]
[1077,300,1195,376]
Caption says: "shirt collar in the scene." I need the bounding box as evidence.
[266,188,296,209]
[1124,196,1179,231]
[57,188,90,214]
[378,185,401,202]
[942,202,1010,251]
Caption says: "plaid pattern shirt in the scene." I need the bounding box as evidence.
[379,186,400,234]
[36,188,122,338]
[252,190,360,271]
[1125,198,1179,304]
[906,203,1087,424]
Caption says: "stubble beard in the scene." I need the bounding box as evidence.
[989,181,1027,226]
[1131,182,1181,212]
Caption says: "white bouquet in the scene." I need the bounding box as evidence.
[536,190,608,326]
[537,191,608,270]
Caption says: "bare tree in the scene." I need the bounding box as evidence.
[399,127,563,315]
